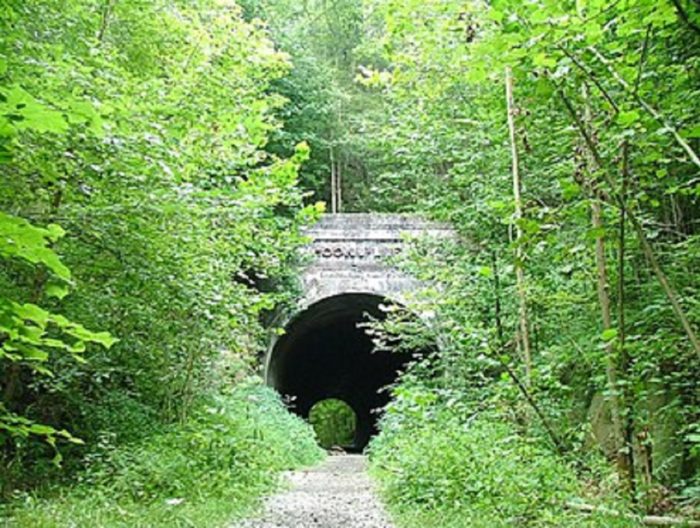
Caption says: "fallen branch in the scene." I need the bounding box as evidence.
[566,501,700,527]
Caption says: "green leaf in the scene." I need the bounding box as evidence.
[682,124,700,138]
[89,331,119,349]
[21,346,49,362]
[28,423,56,436]
[46,223,66,242]
[0,212,71,279]
[601,328,618,341]
[478,266,493,278]
[13,302,49,327]
[533,53,557,69]
[616,110,640,127]
[45,283,70,300]
[0,86,68,134]
[488,9,505,23]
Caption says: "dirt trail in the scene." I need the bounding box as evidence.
[231,454,394,528]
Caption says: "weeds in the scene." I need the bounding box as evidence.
[3,383,324,528]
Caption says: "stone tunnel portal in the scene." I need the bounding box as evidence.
[266,293,422,450]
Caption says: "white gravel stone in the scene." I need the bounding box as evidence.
[232,455,394,528]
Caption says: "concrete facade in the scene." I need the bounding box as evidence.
[298,213,453,308]
[264,213,452,448]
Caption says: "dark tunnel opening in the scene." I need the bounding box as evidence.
[266,293,424,451]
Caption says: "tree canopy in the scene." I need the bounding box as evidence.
[1,0,699,525]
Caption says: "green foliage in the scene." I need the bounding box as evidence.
[308,398,357,449]
[0,47,116,445]
[0,0,321,496]
[0,212,115,445]
[2,0,699,523]
[3,383,324,527]
[0,213,69,280]
[239,0,377,205]
[246,0,700,518]
[369,383,639,527]
[248,0,700,515]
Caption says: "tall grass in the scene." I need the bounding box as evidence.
[368,385,639,528]
[3,383,324,528]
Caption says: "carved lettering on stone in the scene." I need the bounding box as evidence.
[311,243,401,261]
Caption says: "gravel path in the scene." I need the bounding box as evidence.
[231,455,395,528]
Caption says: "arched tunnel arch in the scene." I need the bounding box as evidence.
[266,293,428,450]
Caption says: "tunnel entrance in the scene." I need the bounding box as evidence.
[266,293,421,451]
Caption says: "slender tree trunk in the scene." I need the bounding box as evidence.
[330,147,337,213]
[505,66,532,385]
[590,199,627,442]
[492,251,505,346]
[590,171,637,493]
[333,92,343,213]
[618,141,637,498]
[582,85,634,491]
[97,0,117,43]
[337,154,343,213]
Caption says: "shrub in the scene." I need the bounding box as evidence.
[4,383,324,527]
[368,385,638,527]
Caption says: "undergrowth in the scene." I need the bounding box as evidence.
[2,382,324,528]
[368,384,640,528]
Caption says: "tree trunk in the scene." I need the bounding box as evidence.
[492,251,505,346]
[505,65,533,385]
[591,196,632,473]
[97,0,117,43]
[337,153,343,213]
[330,147,337,213]
[618,141,637,497]
[583,85,635,492]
